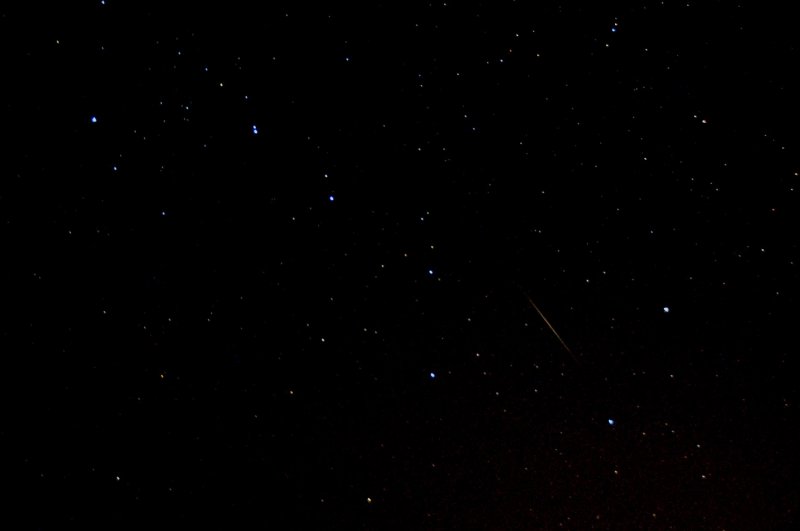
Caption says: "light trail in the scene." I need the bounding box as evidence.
[524,293,580,363]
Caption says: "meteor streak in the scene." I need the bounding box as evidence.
[524,293,579,363]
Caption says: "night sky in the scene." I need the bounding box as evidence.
[4,1,799,529]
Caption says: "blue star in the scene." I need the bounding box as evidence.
[90,116,98,123]
[329,194,335,202]
[429,372,436,379]
[608,418,615,426]
[252,125,258,135]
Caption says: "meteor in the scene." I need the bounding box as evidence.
[524,293,579,363]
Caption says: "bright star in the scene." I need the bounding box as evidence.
[608,418,615,426]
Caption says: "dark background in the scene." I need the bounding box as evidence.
[2,1,798,529]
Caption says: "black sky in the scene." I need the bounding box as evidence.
[3,1,798,529]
